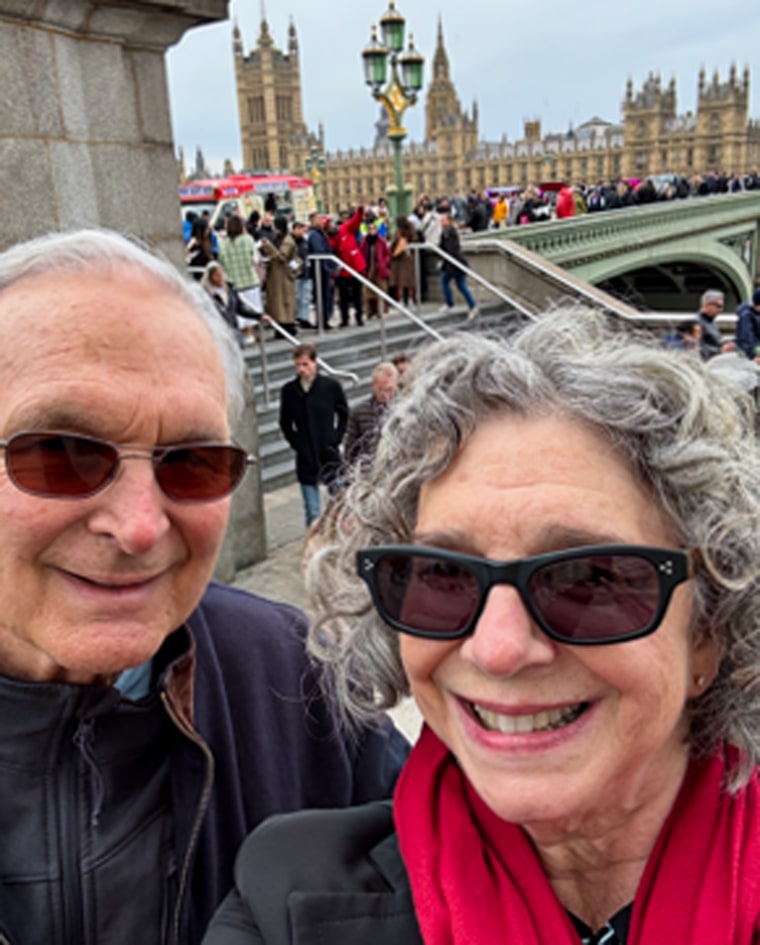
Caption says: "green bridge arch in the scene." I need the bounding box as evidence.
[481,192,760,311]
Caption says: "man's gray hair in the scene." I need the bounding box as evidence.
[371,361,398,382]
[305,308,760,790]
[701,288,725,307]
[0,229,247,426]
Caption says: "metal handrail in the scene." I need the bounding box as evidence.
[408,241,536,321]
[471,239,743,331]
[309,253,442,358]
[253,316,360,408]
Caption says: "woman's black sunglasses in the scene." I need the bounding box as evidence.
[356,544,693,645]
[0,430,255,503]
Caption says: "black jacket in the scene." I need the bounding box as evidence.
[0,583,408,945]
[439,224,467,275]
[202,801,423,945]
[698,311,723,360]
[735,302,760,360]
[210,281,259,331]
[279,374,349,485]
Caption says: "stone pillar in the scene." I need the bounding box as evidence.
[0,0,268,579]
[0,1,228,264]
[215,372,268,583]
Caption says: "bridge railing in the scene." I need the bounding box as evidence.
[481,190,760,263]
[464,238,745,337]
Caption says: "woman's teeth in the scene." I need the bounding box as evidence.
[471,702,585,734]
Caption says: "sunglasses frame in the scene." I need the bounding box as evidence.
[356,543,693,645]
[0,430,255,503]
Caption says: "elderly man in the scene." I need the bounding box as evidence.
[0,230,407,945]
[697,289,728,360]
[344,362,399,467]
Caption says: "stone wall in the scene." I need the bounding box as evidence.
[0,1,227,265]
[0,1,267,580]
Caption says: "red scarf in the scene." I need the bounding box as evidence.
[394,725,760,944]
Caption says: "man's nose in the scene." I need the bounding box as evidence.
[86,459,171,555]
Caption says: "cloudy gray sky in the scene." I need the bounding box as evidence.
[166,0,760,175]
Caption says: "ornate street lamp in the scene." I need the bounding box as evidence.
[361,2,424,218]
[305,144,326,214]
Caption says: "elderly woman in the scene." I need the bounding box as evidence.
[204,310,760,944]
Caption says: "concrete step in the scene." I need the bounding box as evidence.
[246,300,520,492]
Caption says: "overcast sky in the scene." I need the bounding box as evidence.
[166,0,760,175]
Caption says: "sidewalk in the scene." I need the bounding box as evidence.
[233,482,308,612]
[232,483,422,741]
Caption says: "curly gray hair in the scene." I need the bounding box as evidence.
[0,228,246,426]
[306,308,760,790]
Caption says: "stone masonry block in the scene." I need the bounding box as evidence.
[128,48,173,144]
[54,32,140,142]
[0,139,57,249]
[0,2,229,49]
[48,140,181,243]
[0,23,63,137]
[47,141,101,229]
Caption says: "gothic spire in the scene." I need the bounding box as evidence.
[432,14,450,80]
[257,0,272,47]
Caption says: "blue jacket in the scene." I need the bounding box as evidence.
[0,582,409,945]
[735,302,760,360]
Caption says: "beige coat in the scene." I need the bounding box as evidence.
[260,233,297,326]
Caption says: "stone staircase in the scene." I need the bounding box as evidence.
[244,298,523,492]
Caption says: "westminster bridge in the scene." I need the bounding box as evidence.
[462,190,760,314]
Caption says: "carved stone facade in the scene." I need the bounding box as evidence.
[234,17,760,213]
[233,16,320,174]
[622,65,758,178]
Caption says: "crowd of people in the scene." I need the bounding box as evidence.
[184,164,760,346]
[414,166,760,232]
[183,193,487,337]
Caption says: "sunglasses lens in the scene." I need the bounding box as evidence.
[6,432,117,497]
[529,553,660,641]
[155,445,247,501]
[373,553,480,635]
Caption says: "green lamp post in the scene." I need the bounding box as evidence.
[305,145,326,214]
[361,2,424,219]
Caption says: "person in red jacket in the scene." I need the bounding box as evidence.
[360,216,391,318]
[556,184,575,219]
[334,205,367,327]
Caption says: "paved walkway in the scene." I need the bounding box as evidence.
[232,483,422,742]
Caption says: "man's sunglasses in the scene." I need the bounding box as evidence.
[356,544,692,645]
[0,431,255,503]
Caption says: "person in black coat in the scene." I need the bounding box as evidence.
[279,343,349,525]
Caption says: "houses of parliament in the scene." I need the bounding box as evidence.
[224,14,760,213]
